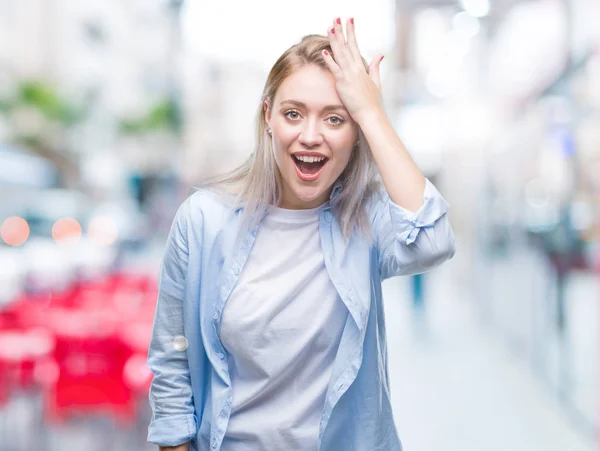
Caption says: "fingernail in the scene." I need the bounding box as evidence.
[380,55,385,62]
[336,17,341,24]
[330,27,335,34]
[350,18,354,24]
[323,50,329,56]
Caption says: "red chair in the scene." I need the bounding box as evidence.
[0,328,55,391]
[110,272,157,294]
[44,309,136,425]
[1,271,158,427]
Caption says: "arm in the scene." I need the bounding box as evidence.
[371,179,456,280]
[323,17,426,213]
[159,443,190,451]
[357,109,426,213]
[147,198,199,447]
[359,106,456,278]
[322,18,455,278]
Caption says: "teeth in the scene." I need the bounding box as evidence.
[295,155,326,163]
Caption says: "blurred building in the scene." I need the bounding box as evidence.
[180,59,266,184]
[0,0,183,198]
[387,0,600,439]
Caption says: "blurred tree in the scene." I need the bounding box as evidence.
[17,82,83,125]
[0,80,88,187]
[118,97,181,135]
[117,96,182,212]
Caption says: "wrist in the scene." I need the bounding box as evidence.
[354,106,387,129]
[159,442,190,451]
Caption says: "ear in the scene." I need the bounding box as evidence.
[264,100,271,127]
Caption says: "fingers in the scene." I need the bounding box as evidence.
[345,17,362,63]
[368,55,384,90]
[326,17,384,89]
[328,18,353,70]
[322,49,343,78]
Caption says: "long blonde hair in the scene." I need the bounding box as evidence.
[197,34,382,240]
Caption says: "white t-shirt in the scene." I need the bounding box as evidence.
[219,203,349,451]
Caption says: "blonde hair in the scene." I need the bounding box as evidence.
[197,34,382,240]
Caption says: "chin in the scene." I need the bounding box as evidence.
[284,182,329,209]
[295,188,324,203]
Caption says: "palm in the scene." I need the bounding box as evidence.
[322,18,384,123]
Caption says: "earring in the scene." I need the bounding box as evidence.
[266,127,272,136]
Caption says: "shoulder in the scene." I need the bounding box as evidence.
[188,187,235,213]
[176,187,238,232]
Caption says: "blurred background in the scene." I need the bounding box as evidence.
[0,0,598,450]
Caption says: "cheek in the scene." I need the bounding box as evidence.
[271,136,293,172]
[271,136,287,156]
[331,136,356,163]
[271,126,297,160]
[272,121,291,144]
[331,126,358,150]
[335,147,354,171]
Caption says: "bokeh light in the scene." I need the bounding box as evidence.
[52,218,82,243]
[1,216,30,246]
[87,216,119,247]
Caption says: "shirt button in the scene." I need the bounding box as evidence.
[211,437,217,448]
[213,312,219,321]
[233,266,240,275]
[218,352,225,360]
[172,335,188,351]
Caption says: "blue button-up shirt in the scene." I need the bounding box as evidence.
[147,178,456,451]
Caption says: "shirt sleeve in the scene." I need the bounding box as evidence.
[371,178,456,280]
[147,197,199,447]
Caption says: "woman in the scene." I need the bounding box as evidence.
[148,18,455,451]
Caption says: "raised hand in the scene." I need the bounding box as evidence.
[321,17,385,124]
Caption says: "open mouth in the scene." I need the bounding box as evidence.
[292,155,329,181]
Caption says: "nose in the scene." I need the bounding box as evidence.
[298,119,323,148]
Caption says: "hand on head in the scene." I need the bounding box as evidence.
[321,17,385,124]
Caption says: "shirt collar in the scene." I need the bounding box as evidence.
[329,181,343,201]
[234,181,343,213]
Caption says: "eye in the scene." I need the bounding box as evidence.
[327,115,345,126]
[284,110,301,120]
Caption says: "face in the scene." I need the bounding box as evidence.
[265,64,359,209]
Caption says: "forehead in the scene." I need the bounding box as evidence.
[274,65,341,107]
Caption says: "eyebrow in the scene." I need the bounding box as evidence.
[280,100,346,112]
